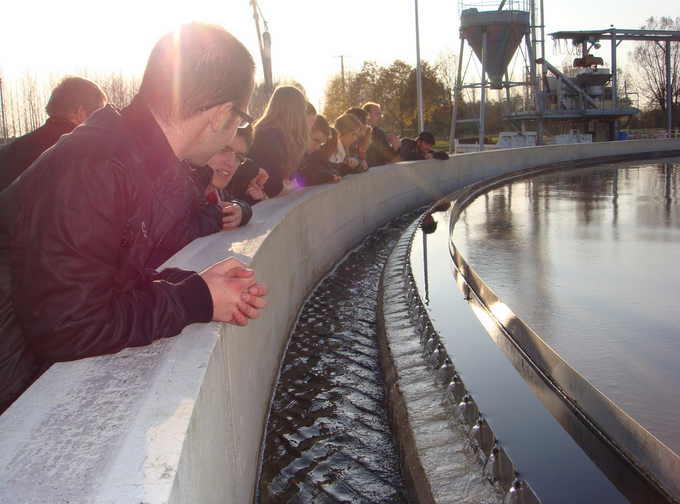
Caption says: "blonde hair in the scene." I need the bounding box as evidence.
[333,114,362,137]
[254,85,309,177]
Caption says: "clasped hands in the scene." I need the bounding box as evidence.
[200,257,269,326]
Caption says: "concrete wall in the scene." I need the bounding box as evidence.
[1,139,678,503]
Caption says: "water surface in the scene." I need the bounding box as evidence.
[452,159,680,455]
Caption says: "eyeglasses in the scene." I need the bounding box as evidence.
[221,145,247,165]
[309,134,326,147]
[232,105,255,128]
[198,102,255,128]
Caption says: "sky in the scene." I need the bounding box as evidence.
[0,0,676,112]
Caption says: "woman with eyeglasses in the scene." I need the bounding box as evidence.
[247,85,309,200]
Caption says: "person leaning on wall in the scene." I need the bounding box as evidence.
[0,75,107,193]
[399,131,449,161]
[362,102,400,167]
[0,22,268,414]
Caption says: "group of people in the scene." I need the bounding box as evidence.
[0,22,449,414]
[210,87,450,209]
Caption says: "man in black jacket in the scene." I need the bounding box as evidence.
[0,23,267,414]
[399,131,450,161]
[0,76,107,193]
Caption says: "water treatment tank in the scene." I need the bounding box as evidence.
[460,2,531,89]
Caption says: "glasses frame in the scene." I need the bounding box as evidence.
[220,145,247,166]
[198,101,255,128]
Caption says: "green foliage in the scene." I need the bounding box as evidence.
[322,59,452,139]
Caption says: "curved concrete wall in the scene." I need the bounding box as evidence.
[1,139,679,503]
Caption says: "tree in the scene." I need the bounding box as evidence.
[629,16,680,130]
[322,57,457,139]
[435,48,459,107]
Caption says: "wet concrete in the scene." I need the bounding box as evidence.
[257,214,422,503]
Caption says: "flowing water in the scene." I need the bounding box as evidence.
[257,214,421,504]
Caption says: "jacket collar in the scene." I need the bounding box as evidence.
[120,95,180,181]
[45,116,78,130]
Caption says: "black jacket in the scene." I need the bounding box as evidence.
[0,116,76,193]
[294,151,340,187]
[149,165,253,269]
[226,159,261,206]
[0,97,213,413]
[366,127,399,167]
[399,137,450,161]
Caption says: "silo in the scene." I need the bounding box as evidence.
[460,6,531,89]
[450,1,533,153]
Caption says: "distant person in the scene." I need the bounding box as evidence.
[329,114,366,176]
[362,102,400,167]
[295,114,341,187]
[344,106,369,137]
[357,126,372,165]
[306,101,318,131]
[0,23,268,414]
[0,76,107,193]
[343,106,370,169]
[400,131,449,161]
[247,86,309,200]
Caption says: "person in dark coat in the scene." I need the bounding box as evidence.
[247,86,309,200]
[0,76,107,193]
[294,114,341,187]
[362,102,400,167]
[0,23,268,414]
[400,131,450,161]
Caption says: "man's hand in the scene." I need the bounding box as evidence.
[200,258,266,325]
[387,133,400,152]
[219,202,242,231]
[360,160,368,171]
[332,174,342,183]
[424,152,434,160]
[232,282,269,326]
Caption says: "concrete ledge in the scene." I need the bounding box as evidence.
[1,139,678,503]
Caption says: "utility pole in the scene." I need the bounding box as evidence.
[335,55,350,104]
[250,0,273,101]
[415,0,424,133]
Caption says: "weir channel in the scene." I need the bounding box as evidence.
[1,140,679,503]
[405,158,680,503]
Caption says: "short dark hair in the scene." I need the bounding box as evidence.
[306,101,317,116]
[45,76,107,119]
[311,114,330,137]
[234,124,254,148]
[138,22,255,121]
[418,131,435,144]
[344,106,368,124]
